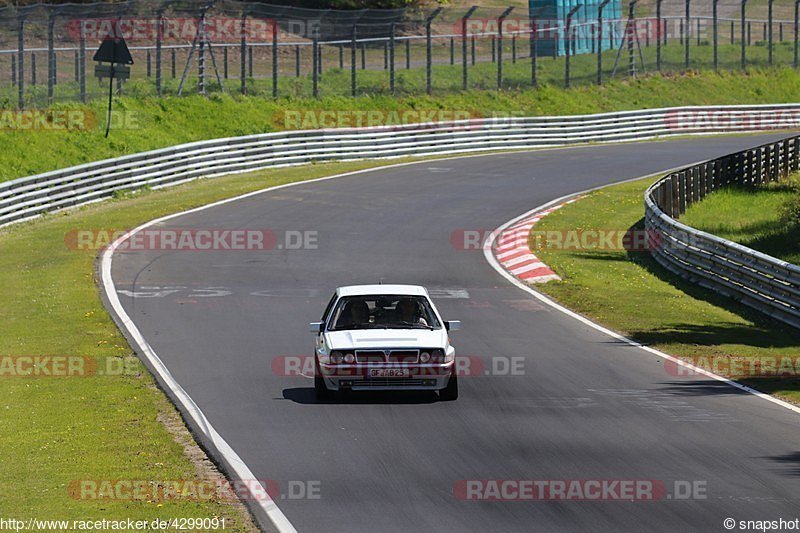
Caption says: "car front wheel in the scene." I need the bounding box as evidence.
[439,373,458,401]
[314,358,332,401]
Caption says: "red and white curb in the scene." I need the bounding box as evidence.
[493,198,582,284]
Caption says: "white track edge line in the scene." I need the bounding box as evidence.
[482,171,800,416]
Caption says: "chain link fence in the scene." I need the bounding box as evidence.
[1,0,799,109]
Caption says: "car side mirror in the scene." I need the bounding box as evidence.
[309,321,323,333]
[444,320,461,332]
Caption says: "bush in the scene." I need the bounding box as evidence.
[780,192,800,228]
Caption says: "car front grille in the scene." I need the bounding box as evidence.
[355,349,420,364]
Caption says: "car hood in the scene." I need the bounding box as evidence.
[325,329,447,350]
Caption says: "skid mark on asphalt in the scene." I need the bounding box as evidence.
[589,389,740,423]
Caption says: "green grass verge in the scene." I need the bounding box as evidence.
[0,157,414,522]
[531,176,800,402]
[3,59,800,182]
[681,175,800,264]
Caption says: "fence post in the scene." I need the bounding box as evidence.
[47,13,54,104]
[713,0,719,70]
[147,51,151,77]
[156,10,163,95]
[531,12,538,86]
[361,43,366,69]
[312,37,319,98]
[731,20,735,45]
[390,23,396,95]
[462,7,478,91]
[17,15,23,109]
[12,54,17,86]
[171,49,176,78]
[697,18,701,46]
[339,44,343,69]
[741,0,747,70]
[198,9,206,95]
[768,0,774,65]
[240,13,247,94]
[426,8,442,95]
[272,19,278,98]
[351,25,357,97]
[656,0,663,72]
[685,0,691,68]
[628,0,638,78]
[565,5,582,88]
[450,37,454,64]
[406,38,410,69]
[249,46,253,76]
[383,41,388,69]
[795,0,799,68]
[296,46,300,77]
[471,35,476,65]
[223,47,228,79]
[31,53,36,86]
[497,7,514,90]
[599,0,612,84]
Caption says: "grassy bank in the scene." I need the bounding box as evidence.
[681,176,800,264]
[0,158,410,522]
[3,66,800,181]
[531,177,800,402]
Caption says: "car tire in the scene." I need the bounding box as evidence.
[439,373,458,401]
[314,359,332,401]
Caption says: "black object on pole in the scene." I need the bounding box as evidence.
[497,7,514,90]
[93,25,133,138]
[713,0,719,70]
[426,7,442,95]
[312,37,319,98]
[462,6,478,91]
[598,0,612,84]
[565,4,582,88]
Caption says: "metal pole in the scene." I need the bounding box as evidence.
[312,37,319,97]
[198,9,206,95]
[351,25,357,97]
[656,0,663,71]
[713,0,719,70]
[462,7,478,91]
[272,20,278,98]
[497,7,514,90]
[79,19,86,103]
[795,0,799,67]
[406,39,410,69]
[599,0,612,84]
[47,14,54,104]
[156,11,163,95]
[240,13,247,94]
[296,46,300,77]
[741,0,747,69]
[17,15,24,110]
[566,5,582,88]
[531,13,537,86]
[223,47,228,79]
[685,0,691,68]
[426,8,442,95]
[769,0,774,64]
[390,23,396,95]
[628,0,638,77]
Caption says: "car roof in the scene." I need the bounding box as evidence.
[336,284,429,297]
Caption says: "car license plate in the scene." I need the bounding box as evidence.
[369,368,410,378]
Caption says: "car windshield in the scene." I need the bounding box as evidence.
[328,295,442,331]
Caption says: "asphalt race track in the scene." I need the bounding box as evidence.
[108,134,800,532]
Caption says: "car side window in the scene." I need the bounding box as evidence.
[321,293,337,322]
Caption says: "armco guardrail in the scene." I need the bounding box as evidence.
[645,134,800,329]
[2,103,800,229]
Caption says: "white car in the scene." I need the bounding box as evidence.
[309,284,461,401]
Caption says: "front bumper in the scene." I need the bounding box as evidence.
[319,362,455,391]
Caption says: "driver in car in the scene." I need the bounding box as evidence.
[396,298,429,327]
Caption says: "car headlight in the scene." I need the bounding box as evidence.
[343,352,355,364]
[430,349,446,364]
[330,351,343,364]
[419,351,431,363]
